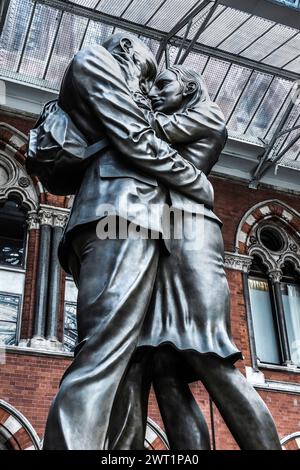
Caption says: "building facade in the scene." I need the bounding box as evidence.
[0,108,300,450]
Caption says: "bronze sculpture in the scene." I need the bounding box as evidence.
[39,34,213,450]
[27,33,281,450]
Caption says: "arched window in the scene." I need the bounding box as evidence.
[280,262,300,366]
[246,221,300,368]
[248,255,281,365]
[0,197,27,268]
[0,196,28,345]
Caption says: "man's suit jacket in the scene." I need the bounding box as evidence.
[57,45,217,271]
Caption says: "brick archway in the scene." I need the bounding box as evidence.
[0,400,41,450]
[281,432,300,450]
[145,418,169,450]
[235,199,300,255]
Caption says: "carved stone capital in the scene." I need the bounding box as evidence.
[38,208,53,226]
[268,269,282,283]
[224,252,253,273]
[53,211,69,229]
[26,211,39,230]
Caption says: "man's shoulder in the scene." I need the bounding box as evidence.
[73,44,117,69]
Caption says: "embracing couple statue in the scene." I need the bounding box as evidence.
[28,33,281,450]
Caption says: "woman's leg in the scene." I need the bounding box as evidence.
[153,346,211,450]
[190,353,282,450]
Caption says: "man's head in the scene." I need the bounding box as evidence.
[102,33,157,94]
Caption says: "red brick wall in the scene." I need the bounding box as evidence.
[0,352,70,436]
[211,176,300,252]
[1,352,297,449]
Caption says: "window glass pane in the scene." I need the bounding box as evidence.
[64,302,77,353]
[0,199,26,268]
[249,278,281,364]
[281,283,300,366]
[0,293,20,345]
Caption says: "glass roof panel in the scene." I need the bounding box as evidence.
[219,16,275,55]
[285,54,300,72]
[268,105,300,157]
[71,0,100,8]
[201,57,231,101]
[18,3,62,81]
[198,7,251,48]
[262,33,300,68]
[147,0,199,30]
[0,0,300,170]
[138,36,161,58]
[239,23,299,62]
[227,71,273,137]
[246,77,293,141]
[265,94,297,141]
[172,48,209,74]
[214,64,252,122]
[44,12,88,88]
[177,3,226,40]
[0,0,34,73]
[81,20,114,49]
[276,110,300,169]
[122,0,167,25]
[95,0,133,16]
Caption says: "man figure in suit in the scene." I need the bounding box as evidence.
[42,34,214,450]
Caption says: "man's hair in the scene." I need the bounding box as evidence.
[102,33,157,82]
[167,64,211,110]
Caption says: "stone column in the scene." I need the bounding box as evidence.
[268,269,292,365]
[46,210,68,350]
[18,211,40,347]
[30,208,53,349]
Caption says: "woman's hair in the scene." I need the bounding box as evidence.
[167,64,211,110]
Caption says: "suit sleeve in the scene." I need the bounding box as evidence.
[145,105,227,147]
[72,47,213,208]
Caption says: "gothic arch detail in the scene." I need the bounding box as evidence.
[145,418,169,450]
[0,122,44,206]
[281,431,300,450]
[0,400,41,450]
[235,199,300,257]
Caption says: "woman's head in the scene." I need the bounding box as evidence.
[148,65,210,114]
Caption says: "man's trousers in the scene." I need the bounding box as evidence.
[43,221,159,450]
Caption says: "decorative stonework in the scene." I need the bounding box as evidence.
[0,123,42,207]
[53,211,69,229]
[268,269,283,284]
[224,252,253,272]
[29,336,63,351]
[235,200,300,256]
[37,206,69,227]
[26,211,39,230]
[281,432,300,450]
[0,151,38,210]
[38,208,53,226]
[235,199,300,279]
[0,400,41,450]
[18,176,30,188]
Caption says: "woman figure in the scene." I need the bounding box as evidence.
[109,66,281,450]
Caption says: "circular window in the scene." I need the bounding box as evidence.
[259,226,285,252]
